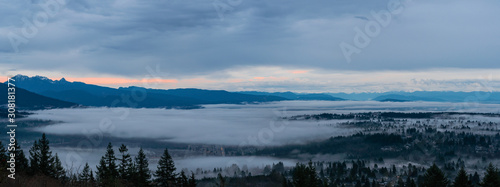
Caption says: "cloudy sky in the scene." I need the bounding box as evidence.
[1,0,499,92]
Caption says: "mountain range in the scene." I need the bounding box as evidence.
[7,75,287,109]
[0,83,78,110]
[3,75,500,110]
[328,91,500,103]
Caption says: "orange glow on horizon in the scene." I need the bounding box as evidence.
[252,76,288,81]
[291,70,309,74]
[62,77,178,85]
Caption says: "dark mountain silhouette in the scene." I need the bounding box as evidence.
[372,92,500,103]
[10,75,500,110]
[8,75,287,108]
[0,83,78,110]
[328,91,500,103]
[373,94,443,102]
[239,91,345,101]
[119,87,286,104]
[378,98,409,102]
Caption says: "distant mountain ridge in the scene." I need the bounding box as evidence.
[0,83,78,109]
[238,91,345,101]
[7,75,500,110]
[342,91,500,103]
[9,75,290,108]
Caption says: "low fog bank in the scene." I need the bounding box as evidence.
[26,101,500,146]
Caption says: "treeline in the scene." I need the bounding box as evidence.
[198,160,500,187]
[3,134,500,187]
[0,133,195,187]
[284,161,500,187]
[256,133,406,158]
[287,113,370,120]
[287,112,500,121]
[257,129,500,161]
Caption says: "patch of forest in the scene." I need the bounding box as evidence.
[287,112,500,121]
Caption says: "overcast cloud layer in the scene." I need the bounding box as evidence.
[1,0,499,92]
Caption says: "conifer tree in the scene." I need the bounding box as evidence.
[292,163,308,187]
[39,133,55,176]
[422,164,449,187]
[53,153,66,179]
[471,172,481,185]
[155,148,178,186]
[217,173,226,187]
[29,133,56,177]
[118,144,133,180]
[307,161,318,187]
[177,170,189,187]
[96,158,107,180]
[90,169,95,185]
[453,167,473,187]
[480,163,500,187]
[188,172,196,187]
[13,140,29,172]
[28,140,40,175]
[134,148,151,186]
[79,162,91,184]
[96,142,119,186]
[406,176,417,187]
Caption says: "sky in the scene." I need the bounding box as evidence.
[1,0,499,92]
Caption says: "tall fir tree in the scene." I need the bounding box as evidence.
[90,169,95,185]
[96,142,119,186]
[29,133,56,177]
[217,173,226,187]
[52,153,66,179]
[292,163,308,187]
[118,144,133,180]
[422,164,449,187]
[188,172,196,187]
[155,148,178,187]
[177,170,189,187]
[12,139,29,172]
[471,172,481,185]
[480,163,500,187]
[28,140,40,175]
[453,167,473,187]
[79,162,91,184]
[405,176,417,187]
[39,133,55,176]
[307,161,318,187]
[134,148,151,186]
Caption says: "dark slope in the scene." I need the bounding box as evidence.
[10,75,287,108]
[0,83,78,109]
[373,94,444,102]
[239,91,345,101]
[121,87,286,104]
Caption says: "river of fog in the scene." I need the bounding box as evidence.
[23,101,500,174]
[27,101,500,145]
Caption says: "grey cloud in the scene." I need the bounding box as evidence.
[0,0,499,78]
